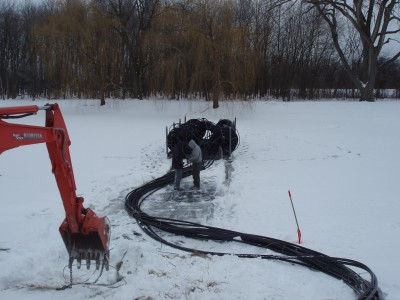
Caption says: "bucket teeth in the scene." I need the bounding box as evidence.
[86,257,91,270]
[69,249,109,270]
[77,256,82,269]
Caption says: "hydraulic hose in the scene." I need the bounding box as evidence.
[125,168,383,300]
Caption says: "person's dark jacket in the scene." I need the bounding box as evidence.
[172,140,189,169]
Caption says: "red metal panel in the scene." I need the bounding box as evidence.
[0,105,39,115]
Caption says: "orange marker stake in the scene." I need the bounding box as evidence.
[288,190,302,244]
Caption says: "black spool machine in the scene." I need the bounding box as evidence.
[166,117,239,161]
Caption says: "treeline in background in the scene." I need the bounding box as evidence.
[1,0,400,106]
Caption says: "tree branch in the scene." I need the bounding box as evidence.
[379,50,400,68]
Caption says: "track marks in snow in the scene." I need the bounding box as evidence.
[140,142,170,177]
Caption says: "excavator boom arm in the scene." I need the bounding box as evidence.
[0,104,110,270]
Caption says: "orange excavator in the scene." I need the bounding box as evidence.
[0,103,110,270]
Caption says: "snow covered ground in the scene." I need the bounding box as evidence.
[0,98,399,300]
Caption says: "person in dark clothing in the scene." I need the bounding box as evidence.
[172,139,190,190]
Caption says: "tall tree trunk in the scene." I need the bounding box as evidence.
[212,85,220,109]
[359,44,377,101]
[360,86,374,101]
[133,56,143,100]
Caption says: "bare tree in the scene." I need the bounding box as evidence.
[146,0,259,108]
[32,0,118,105]
[304,0,400,101]
[103,0,160,99]
[0,2,22,99]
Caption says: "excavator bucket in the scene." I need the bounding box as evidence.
[60,210,110,270]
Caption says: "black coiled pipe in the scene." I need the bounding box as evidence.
[167,118,239,159]
[125,124,382,300]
